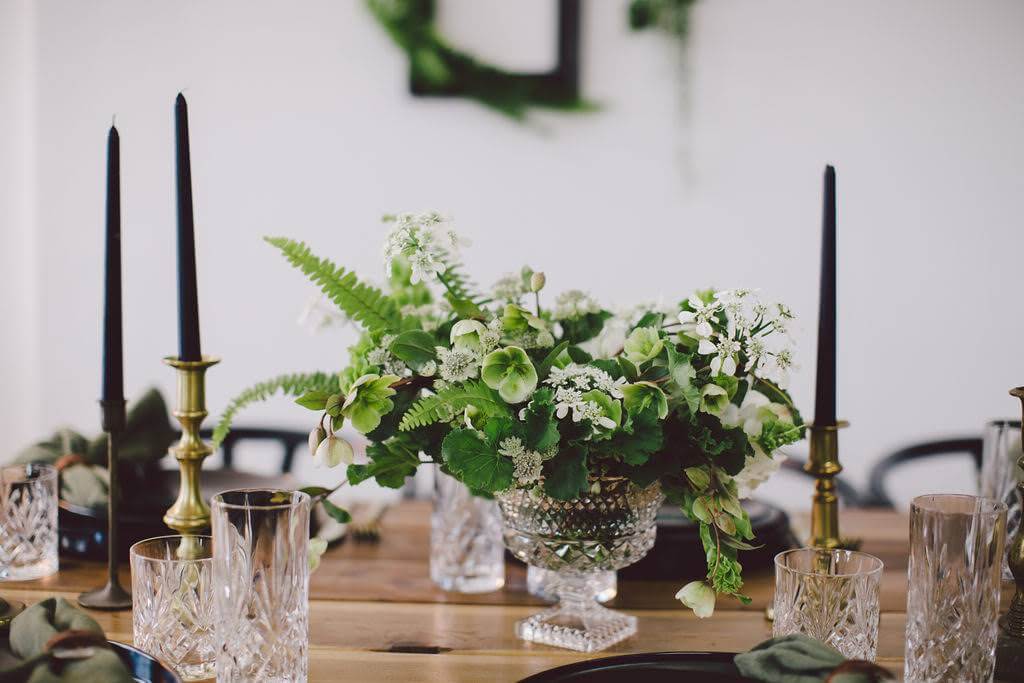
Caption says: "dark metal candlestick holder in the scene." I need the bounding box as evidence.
[78,399,132,610]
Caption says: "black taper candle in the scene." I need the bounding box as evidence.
[101,125,124,402]
[175,93,202,361]
[813,165,837,425]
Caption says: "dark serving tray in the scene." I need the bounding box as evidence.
[110,641,183,683]
[520,652,755,682]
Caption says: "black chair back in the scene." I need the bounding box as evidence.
[194,427,308,474]
[865,437,984,508]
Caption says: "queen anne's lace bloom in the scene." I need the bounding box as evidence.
[383,211,463,284]
[553,290,601,320]
[498,436,548,485]
[491,273,527,302]
[435,346,479,383]
[546,364,625,398]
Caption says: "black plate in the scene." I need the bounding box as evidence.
[520,652,755,682]
[110,641,182,683]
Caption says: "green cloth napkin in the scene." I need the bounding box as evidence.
[13,388,176,508]
[2,598,133,683]
[734,635,893,683]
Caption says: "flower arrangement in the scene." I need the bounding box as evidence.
[216,211,805,615]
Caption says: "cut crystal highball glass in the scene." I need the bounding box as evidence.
[904,494,1006,683]
[212,489,310,683]
[130,535,216,681]
[430,470,505,593]
[773,548,883,661]
[496,478,663,652]
[0,464,58,581]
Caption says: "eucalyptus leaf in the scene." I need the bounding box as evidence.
[321,499,352,524]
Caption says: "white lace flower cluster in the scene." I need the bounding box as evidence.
[545,364,626,429]
[366,334,410,377]
[491,273,527,302]
[498,436,557,485]
[383,211,464,284]
[553,290,601,320]
[435,346,479,383]
[679,289,795,387]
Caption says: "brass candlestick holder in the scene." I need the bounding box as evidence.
[804,420,849,549]
[78,399,132,610]
[1003,387,1024,637]
[163,356,220,535]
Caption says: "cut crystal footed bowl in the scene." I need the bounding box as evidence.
[496,477,664,652]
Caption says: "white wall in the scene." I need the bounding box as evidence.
[5,0,1024,501]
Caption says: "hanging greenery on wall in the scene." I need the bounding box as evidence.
[367,0,591,120]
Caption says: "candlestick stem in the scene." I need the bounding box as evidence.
[163,356,220,534]
[1003,388,1024,638]
[805,420,849,549]
[78,399,132,610]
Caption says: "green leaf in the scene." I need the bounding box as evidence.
[442,429,513,492]
[299,486,332,498]
[596,407,662,466]
[566,346,593,364]
[321,499,351,524]
[558,311,611,344]
[389,330,437,368]
[295,390,331,411]
[536,341,570,379]
[445,292,484,319]
[543,446,589,500]
[265,237,400,332]
[684,466,711,491]
[522,388,559,451]
[347,437,420,488]
[617,357,639,382]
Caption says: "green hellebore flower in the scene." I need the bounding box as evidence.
[341,373,400,433]
[699,383,730,415]
[623,327,664,365]
[481,346,538,403]
[676,580,716,618]
[450,319,488,352]
[502,304,547,336]
[620,381,669,419]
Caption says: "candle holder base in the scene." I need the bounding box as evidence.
[805,420,850,550]
[78,581,132,611]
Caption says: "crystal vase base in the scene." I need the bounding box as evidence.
[516,570,637,652]
[516,605,637,653]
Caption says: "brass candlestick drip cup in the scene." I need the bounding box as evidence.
[163,356,220,535]
[805,421,850,550]
[1004,387,1024,637]
[78,399,132,610]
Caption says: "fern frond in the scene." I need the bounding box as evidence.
[399,394,448,431]
[398,381,511,432]
[265,237,401,333]
[213,371,338,447]
[439,256,481,303]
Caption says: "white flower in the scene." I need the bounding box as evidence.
[546,364,625,398]
[733,445,786,498]
[698,331,742,376]
[699,383,730,415]
[676,581,715,618]
[678,295,720,338]
[382,211,462,283]
[491,273,527,302]
[435,346,479,383]
[418,360,437,377]
[743,337,767,373]
[498,436,544,486]
[720,390,771,437]
[553,290,601,320]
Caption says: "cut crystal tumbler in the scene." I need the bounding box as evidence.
[212,489,310,683]
[979,419,1021,579]
[1,463,58,581]
[496,478,663,652]
[430,471,505,593]
[130,535,215,681]
[904,494,1006,683]
[773,548,883,660]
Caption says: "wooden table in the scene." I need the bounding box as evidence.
[2,505,928,681]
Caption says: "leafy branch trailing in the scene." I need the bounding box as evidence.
[213,371,338,447]
[265,237,402,333]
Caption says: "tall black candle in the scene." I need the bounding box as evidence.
[813,165,837,426]
[175,93,202,361]
[101,125,124,403]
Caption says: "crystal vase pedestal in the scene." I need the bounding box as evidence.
[497,478,663,652]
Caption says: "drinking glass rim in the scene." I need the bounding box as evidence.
[211,488,310,511]
[129,534,213,564]
[773,548,884,578]
[910,493,1007,517]
[1,463,58,483]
